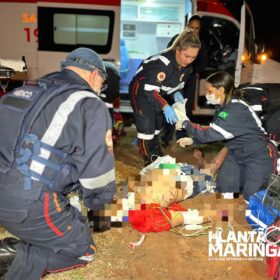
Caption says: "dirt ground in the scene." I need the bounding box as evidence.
[0,126,272,280]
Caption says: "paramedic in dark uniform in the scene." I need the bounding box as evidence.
[238,83,280,148]
[100,61,121,120]
[183,15,208,121]
[99,61,124,145]
[176,71,277,200]
[129,29,201,166]
[0,47,116,279]
[161,15,208,147]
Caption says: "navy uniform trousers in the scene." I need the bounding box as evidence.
[1,184,95,280]
[129,78,164,159]
[216,141,277,200]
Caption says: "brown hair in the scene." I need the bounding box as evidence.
[206,71,248,104]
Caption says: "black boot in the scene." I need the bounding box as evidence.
[160,136,169,148]
[152,135,164,157]
[143,155,153,167]
[0,237,19,279]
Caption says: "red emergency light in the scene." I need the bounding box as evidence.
[197,0,234,18]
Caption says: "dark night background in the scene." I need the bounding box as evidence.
[246,0,280,62]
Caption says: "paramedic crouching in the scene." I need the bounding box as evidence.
[176,71,278,201]
[0,47,116,279]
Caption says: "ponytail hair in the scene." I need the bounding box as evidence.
[206,71,247,104]
[166,28,201,52]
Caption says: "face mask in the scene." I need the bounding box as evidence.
[206,93,221,105]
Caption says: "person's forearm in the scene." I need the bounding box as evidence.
[202,146,228,176]
[170,211,184,227]
[212,146,228,169]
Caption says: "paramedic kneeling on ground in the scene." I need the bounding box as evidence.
[129,29,200,166]
[176,71,278,201]
[0,48,116,279]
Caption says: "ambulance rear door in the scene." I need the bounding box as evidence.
[235,1,257,86]
[192,0,240,117]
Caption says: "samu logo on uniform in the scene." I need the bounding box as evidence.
[13,90,33,99]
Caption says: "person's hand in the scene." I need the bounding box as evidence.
[163,105,178,124]
[175,121,184,130]
[176,137,193,147]
[201,163,218,176]
[174,91,184,103]
[172,102,189,125]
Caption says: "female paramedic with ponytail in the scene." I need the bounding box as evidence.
[176,71,278,201]
[129,29,200,167]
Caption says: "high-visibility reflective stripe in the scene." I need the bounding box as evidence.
[245,210,267,229]
[232,99,266,134]
[161,85,173,92]
[143,55,170,66]
[30,90,98,175]
[144,84,160,92]
[79,168,115,190]
[166,82,185,95]
[137,132,154,140]
[241,87,264,91]
[79,255,94,262]
[251,104,262,112]
[136,66,143,75]
[210,123,234,139]
[105,102,113,108]
[155,130,161,135]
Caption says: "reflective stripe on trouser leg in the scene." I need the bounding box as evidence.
[1,190,96,278]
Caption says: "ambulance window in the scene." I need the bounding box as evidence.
[53,14,110,45]
[201,16,239,50]
[38,7,115,54]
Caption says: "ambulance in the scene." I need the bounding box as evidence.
[119,0,280,115]
[0,0,279,116]
[0,0,120,85]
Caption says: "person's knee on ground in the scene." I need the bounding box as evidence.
[0,237,19,279]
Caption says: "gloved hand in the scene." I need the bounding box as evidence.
[172,101,189,121]
[174,91,184,103]
[176,137,193,147]
[163,105,178,125]
[181,209,204,225]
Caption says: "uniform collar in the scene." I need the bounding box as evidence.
[62,69,92,89]
[166,50,180,71]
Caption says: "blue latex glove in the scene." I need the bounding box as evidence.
[163,105,178,125]
[174,91,184,103]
